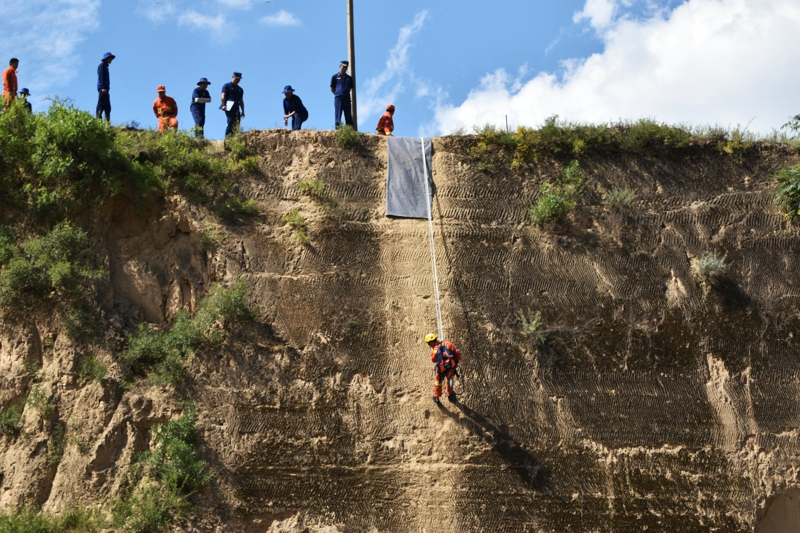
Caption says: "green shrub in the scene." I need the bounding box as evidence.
[199,222,226,247]
[282,209,309,244]
[775,165,800,217]
[47,424,66,464]
[0,505,107,533]
[0,404,22,436]
[0,222,103,314]
[217,197,260,220]
[77,356,107,383]
[27,386,53,416]
[112,482,188,533]
[334,124,361,147]
[601,186,638,206]
[62,307,97,341]
[529,160,585,226]
[299,178,325,198]
[123,278,254,384]
[519,309,546,344]
[691,251,730,281]
[112,405,207,533]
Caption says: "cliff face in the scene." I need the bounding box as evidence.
[2,130,800,532]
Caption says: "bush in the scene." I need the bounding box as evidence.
[775,164,800,217]
[112,405,208,532]
[601,186,638,207]
[0,222,103,314]
[0,506,107,533]
[282,209,309,244]
[77,356,107,383]
[217,197,260,220]
[0,404,22,436]
[519,309,546,344]
[334,124,360,147]
[47,424,66,464]
[691,251,730,281]
[27,386,53,416]
[299,178,325,198]
[529,160,585,226]
[123,278,254,384]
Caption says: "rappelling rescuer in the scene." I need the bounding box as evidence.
[425,333,462,406]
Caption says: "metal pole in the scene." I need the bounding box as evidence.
[347,0,358,131]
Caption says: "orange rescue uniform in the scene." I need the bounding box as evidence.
[430,340,462,398]
[2,66,18,104]
[153,95,179,132]
[376,112,394,136]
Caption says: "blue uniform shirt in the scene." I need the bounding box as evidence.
[97,62,110,91]
[283,94,307,116]
[191,87,211,109]
[221,82,244,106]
[330,72,352,98]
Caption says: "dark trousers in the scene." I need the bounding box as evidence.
[292,109,308,130]
[225,107,240,137]
[96,90,111,122]
[190,105,205,138]
[334,96,353,128]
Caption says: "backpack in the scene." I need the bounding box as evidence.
[435,343,457,374]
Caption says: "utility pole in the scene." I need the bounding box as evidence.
[347,0,358,131]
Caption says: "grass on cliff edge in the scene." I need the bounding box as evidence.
[123,278,257,385]
[0,98,256,223]
[470,116,800,168]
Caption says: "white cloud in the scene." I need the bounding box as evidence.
[259,9,300,26]
[361,10,428,122]
[0,0,101,100]
[138,0,176,23]
[179,10,232,38]
[217,0,253,10]
[574,0,618,30]
[434,0,800,135]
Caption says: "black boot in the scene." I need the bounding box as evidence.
[448,393,457,403]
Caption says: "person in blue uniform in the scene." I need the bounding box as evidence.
[330,60,353,128]
[18,88,31,113]
[96,52,115,122]
[190,77,211,139]
[282,86,308,130]
[220,72,245,137]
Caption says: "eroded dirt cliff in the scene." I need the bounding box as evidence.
[2,130,800,532]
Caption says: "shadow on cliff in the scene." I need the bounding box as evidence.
[437,400,551,492]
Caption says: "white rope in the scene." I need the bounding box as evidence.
[421,137,444,341]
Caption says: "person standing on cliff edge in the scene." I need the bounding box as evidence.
[3,58,19,109]
[191,78,212,139]
[330,60,353,129]
[96,52,115,122]
[153,85,178,132]
[425,333,462,406]
[221,72,245,137]
[376,104,395,136]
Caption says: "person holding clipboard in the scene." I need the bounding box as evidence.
[220,72,245,137]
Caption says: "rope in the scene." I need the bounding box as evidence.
[421,137,444,341]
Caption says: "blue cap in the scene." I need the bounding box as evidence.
[197,77,211,85]
[340,60,349,67]
[282,85,294,94]
[102,52,115,61]
[232,72,242,79]
[19,88,30,96]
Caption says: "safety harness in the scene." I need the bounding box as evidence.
[435,343,457,375]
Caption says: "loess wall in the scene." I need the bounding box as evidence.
[2,130,800,532]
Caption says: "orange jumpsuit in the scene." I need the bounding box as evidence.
[376,112,394,136]
[2,66,18,105]
[153,95,179,132]
[430,340,462,398]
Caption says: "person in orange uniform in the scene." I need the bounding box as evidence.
[3,58,19,108]
[153,85,178,132]
[376,104,395,136]
[425,333,462,405]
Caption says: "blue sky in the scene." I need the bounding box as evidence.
[4,0,800,139]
